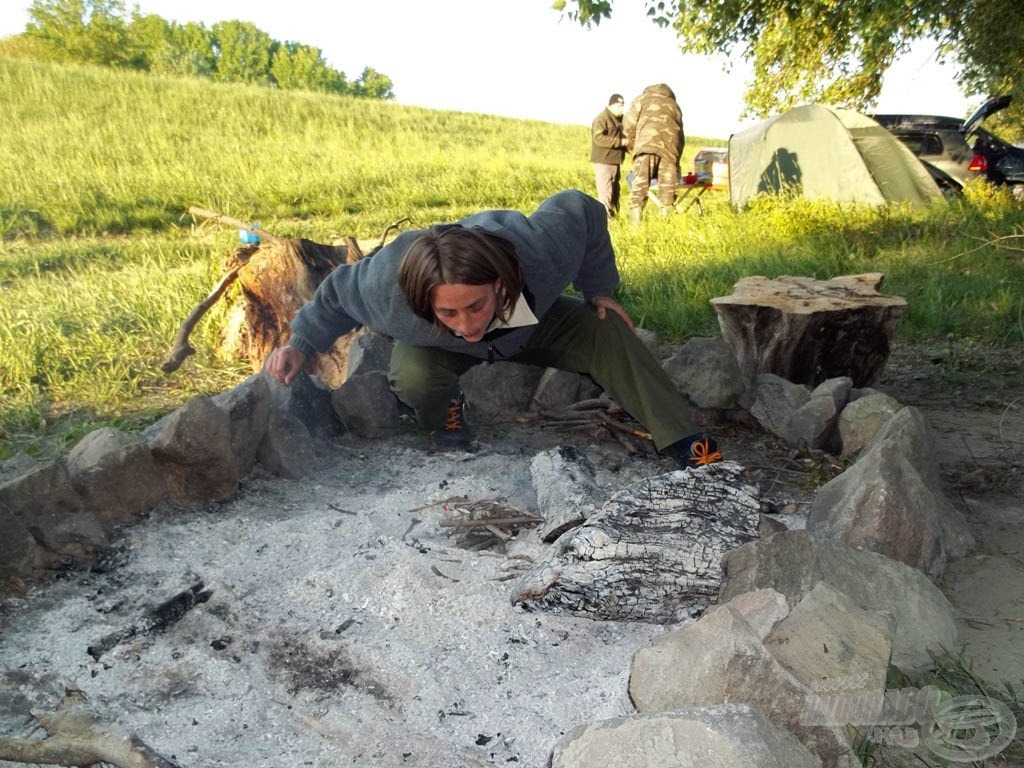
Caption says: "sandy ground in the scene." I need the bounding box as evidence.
[0,342,1021,768]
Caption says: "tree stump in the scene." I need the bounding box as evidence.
[710,273,905,387]
[221,237,366,387]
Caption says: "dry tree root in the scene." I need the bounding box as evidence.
[0,689,183,768]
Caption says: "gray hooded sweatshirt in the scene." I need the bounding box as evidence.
[287,190,619,362]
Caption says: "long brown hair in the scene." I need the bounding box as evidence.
[397,224,524,331]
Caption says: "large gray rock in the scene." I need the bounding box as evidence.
[838,392,902,456]
[0,507,41,578]
[634,326,663,358]
[764,582,893,694]
[787,377,852,451]
[213,374,271,477]
[705,588,789,639]
[330,371,401,439]
[512,462,761,623]
[664,336,747,409]
[530,368,602,413]
[0,452,38,483]
[257,410,315,480]
[748,374,811,443]
[629,601,857,766]
[529,445,606,542]
[550,705,820,768]
[262,369,342,438]
[720,530,957,670]
[148,395,239,501]
[344,331,393,378]
[460,362,544,420]
[806,407,973,578]
[0,460,106,561]
[66,427,165,523]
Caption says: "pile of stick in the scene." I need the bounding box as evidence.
[535,398,653,456]
[436,498,542,552]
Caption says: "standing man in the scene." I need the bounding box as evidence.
[590,93,627,219]
[623,84,684,224]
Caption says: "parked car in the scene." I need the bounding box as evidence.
[872,95,1024,197]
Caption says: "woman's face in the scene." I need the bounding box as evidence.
[429,281,500,342]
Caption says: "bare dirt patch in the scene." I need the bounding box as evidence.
[878,342,1024,690]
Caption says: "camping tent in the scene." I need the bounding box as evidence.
[728,104,943,208]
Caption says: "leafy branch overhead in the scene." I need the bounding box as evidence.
[554,0,1024,140]
[15,0,394,99]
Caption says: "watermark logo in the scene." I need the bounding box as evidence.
[800,677,1017,762]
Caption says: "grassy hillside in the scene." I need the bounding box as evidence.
[1,58,1022,458]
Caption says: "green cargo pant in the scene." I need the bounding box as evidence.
[387,295,696,450]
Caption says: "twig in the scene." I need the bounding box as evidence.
[537,409,598,422]
[437,516,542,529]
[87,582,211,660]
[537,418,603,428]
[430,565,459,582]
[596,411,652,441]
[187,206,281,243]
[484,524,512,541]
[327,503,358,515]
[160,266,242,373]
[610,429,639,455]
[998,398,1023,459]
[466,537,502,551]
[568,398,622,413]
[406,495,468,514]
[744,463,814,476]
[940,231,1024,263]
[377,217,413,249]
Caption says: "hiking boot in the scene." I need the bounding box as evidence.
[665,433,723,469]
[430,391,473,449]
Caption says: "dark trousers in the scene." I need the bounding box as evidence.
[593,162,621,217]
[388,296,696,449]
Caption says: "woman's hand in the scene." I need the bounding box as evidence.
[590,296,635,332]
[264,346,308,385]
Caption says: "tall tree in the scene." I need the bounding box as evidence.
[270,42,346,93]
[350,67,394,101]
[210,19,273,85]
[160,21,216,78]
[26,0,133,67]
[555,0,1023,139]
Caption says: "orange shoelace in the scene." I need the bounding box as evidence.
[692,438,723,466]
[442,401,463,431]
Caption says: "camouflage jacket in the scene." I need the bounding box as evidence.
[623,84,684,163]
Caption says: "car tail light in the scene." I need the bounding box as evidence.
[968,153,988,172]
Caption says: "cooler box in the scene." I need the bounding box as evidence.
[694,147,729,186]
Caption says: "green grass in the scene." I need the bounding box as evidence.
[1,57,1023,460]
[851,648,1024,767]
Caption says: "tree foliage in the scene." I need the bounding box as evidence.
[19,0,393,100]
[555,0,1023,139]
[27,0,133,67]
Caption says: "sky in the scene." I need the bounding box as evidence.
[0,0,977,140]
